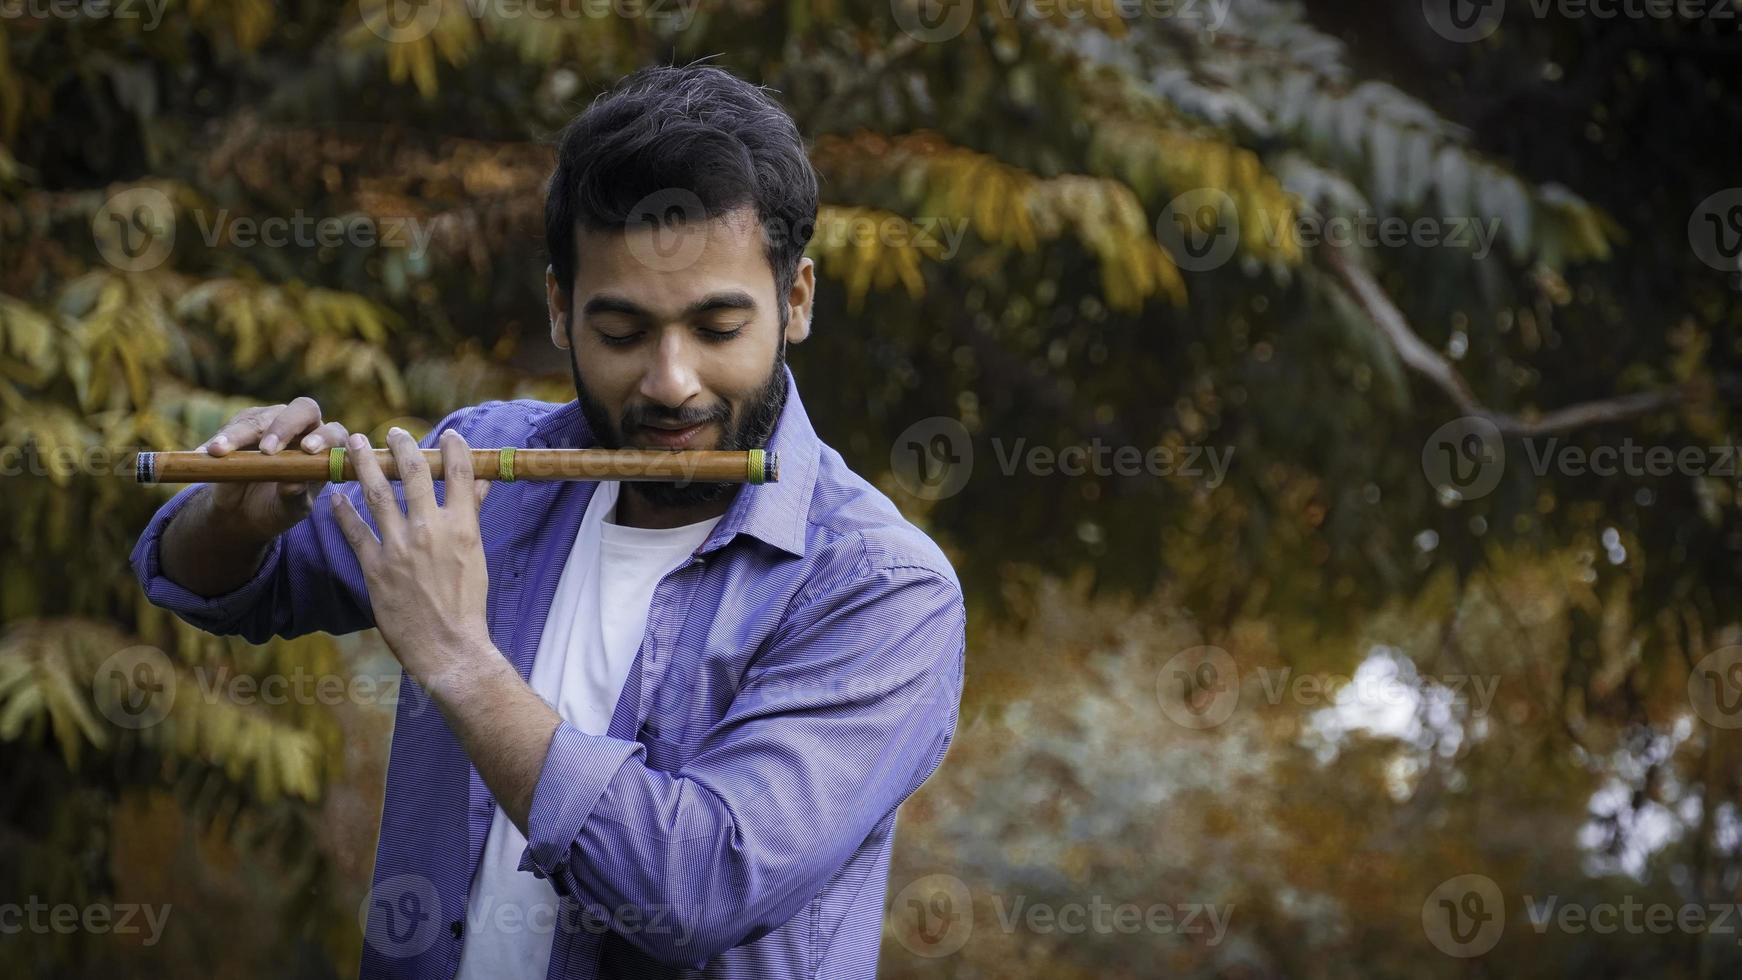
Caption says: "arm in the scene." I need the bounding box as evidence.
[129,406,476,643]
[508,560,966,967]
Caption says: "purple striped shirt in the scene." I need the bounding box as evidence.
[130,365,966,978]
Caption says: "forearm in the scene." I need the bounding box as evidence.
[422,642,562,833]
[160,485,278,597]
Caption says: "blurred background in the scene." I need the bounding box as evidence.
[3,0,1741,976]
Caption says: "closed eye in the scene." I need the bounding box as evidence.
[594,323,748,347]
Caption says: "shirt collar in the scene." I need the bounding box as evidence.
[526,363,818,559]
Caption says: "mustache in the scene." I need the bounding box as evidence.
[622,403,731,430]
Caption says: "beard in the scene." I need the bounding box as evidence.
[569,336,788,510]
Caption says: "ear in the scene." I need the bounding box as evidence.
[546,266,571,349]
[784,256,815,346]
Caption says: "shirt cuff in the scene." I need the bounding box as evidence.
[517,719,643,881]
[129,484,285,634]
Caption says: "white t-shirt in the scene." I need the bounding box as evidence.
[455,480,722,980]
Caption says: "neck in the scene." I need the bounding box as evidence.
[612,483,739,530]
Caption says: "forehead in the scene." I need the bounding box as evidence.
[572,207,772,307]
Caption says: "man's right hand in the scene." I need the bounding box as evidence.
[201,396,353,541]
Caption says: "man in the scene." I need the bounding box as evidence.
[130,63,966,979]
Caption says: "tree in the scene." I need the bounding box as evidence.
[1,1,1736,975]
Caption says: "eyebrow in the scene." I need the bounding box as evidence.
[580,290,758,322]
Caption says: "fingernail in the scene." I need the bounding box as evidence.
[211,436,229,452]
[349,434,365,450]
[260,434,280,454]
[389,426,405,440]
[303,436,319,452]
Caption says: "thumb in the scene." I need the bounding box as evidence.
[475,479,490,504]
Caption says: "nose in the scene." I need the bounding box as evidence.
[637,328,702,412]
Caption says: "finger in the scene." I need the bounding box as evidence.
[475,479,490,505]
[328,492,381,565]
[438,429,476,512]
[389,427,436,524]
[283,421,351,498]
[204,406,278,456]
[259,396,322,455]
[346,432,404,548]
[298,420,350,455]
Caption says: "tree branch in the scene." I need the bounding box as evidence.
[1319,245,1693,436]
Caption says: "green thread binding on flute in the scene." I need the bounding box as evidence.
[498,446,516,482]
[747,449,765,484]
[329,447,345,484]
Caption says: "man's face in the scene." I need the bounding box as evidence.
[546,206,814,508]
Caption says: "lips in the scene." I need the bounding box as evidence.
[635,421,712,449]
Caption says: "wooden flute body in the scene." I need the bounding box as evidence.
[134,447,778,485]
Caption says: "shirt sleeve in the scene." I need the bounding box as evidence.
[129,406,476,644]
[515,555,967,967]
